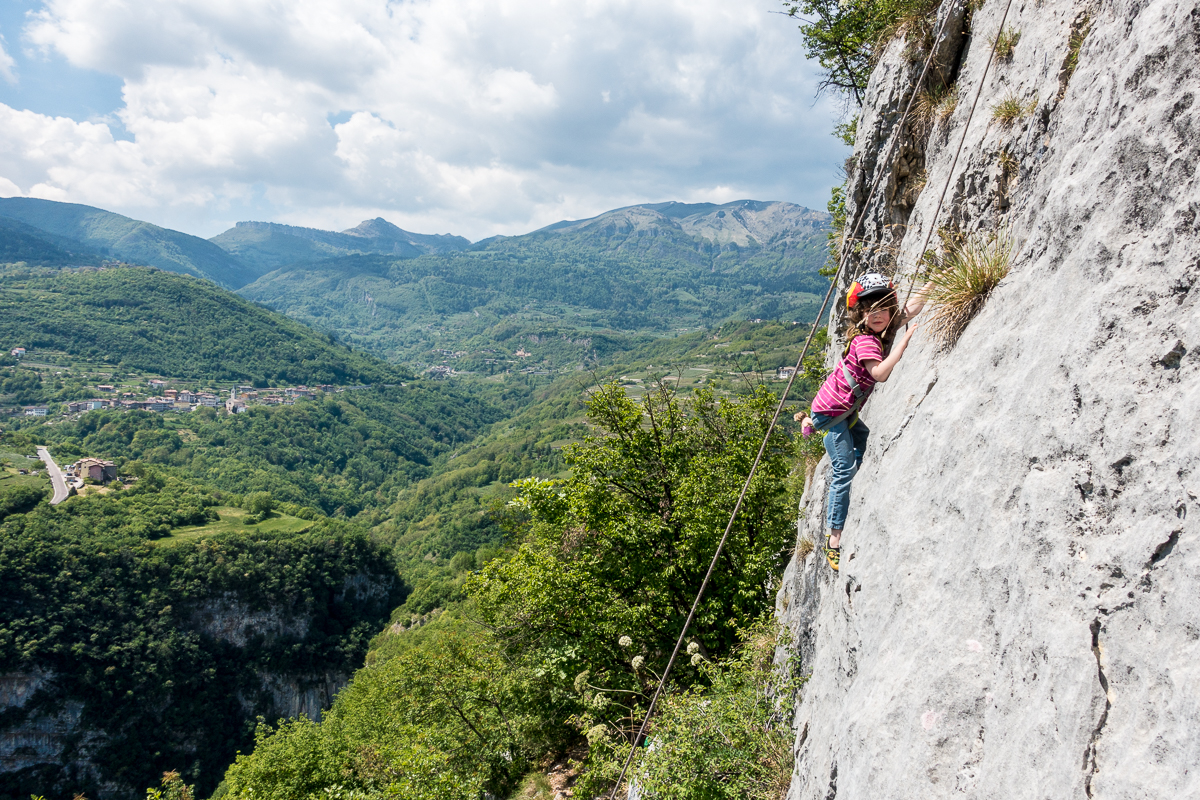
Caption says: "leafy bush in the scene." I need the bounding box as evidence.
[469,382,796,757]
[244,490,275,517]
[222,618,554,800]
[576,620,802,800]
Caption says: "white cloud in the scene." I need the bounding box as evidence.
[1,0,847,239]
[0,36,16,85]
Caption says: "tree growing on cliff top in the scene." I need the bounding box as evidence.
[783,0,943,106]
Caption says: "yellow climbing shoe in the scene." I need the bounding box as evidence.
[823,544,840,571]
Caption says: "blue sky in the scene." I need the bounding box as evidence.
[0,0,849,241]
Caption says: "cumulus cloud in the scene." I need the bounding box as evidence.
[2,0,846,239]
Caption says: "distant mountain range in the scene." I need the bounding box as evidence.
[0,196,830,367]
[209,218,471,276]
[236,200,830,366]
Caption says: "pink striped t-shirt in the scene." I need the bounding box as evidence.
[811,334,886,416]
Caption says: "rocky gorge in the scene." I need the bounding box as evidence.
[775,0,1199,797]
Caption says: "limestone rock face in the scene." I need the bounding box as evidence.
[776,0,1200,797]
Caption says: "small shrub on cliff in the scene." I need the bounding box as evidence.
[922,230,1012,348]
[994,26,1021,59]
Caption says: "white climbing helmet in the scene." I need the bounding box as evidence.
[847,272,896,309]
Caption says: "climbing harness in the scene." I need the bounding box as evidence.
[810,359,869,433]
[607,0,1016,793]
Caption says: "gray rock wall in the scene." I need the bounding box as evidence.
[776,0,1199,797]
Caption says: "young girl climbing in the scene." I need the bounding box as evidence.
[797,272,931,571]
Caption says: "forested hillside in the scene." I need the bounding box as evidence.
[0,266,406,385]
[0,471,400,800]
[0,198,256,288]
[0,217,105,267]
[238,200,829,367]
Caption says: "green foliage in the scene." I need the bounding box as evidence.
[469,383,796,737]
[994,26,1020,60]
[0,483,47,520]
[833,117,858,147]
[0,266,407,385]
[991,93,1036,126]
[244,490,275,517]
[223,618,556,800]
[0,479,400,799]
[0,365,45,404]
[146,771,196,800]
[577,621,801,800]
[821,186,848,279]
[782,0,941,105]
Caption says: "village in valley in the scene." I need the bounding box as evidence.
[7,345,365,419]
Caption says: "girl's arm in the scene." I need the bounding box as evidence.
[863,323,920,382]
[897,279,936,327]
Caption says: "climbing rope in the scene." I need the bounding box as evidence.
[604,2,989,794]
[900,0,1017,310]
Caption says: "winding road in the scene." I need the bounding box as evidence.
[36,446,70,505]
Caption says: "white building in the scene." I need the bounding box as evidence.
[23,406,48,416]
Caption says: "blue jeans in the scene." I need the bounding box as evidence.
[812,412,870,531]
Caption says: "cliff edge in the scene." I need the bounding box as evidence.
[776,0,1199,797]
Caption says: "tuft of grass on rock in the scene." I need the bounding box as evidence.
[1059,13,1092,96]
[922,231,1012,349]
[998,150,1019,177]
[994,26,1021,59]
[992,93,1035,126]
[913,83,958,134]
[796,537,815,561]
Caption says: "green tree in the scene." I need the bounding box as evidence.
[784,0,880,105]
[783,0,941,106]
[468,382,796,735]
[244,490,275,516]
[222,618,555,800]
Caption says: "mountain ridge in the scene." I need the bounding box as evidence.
[0,197,257,288]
